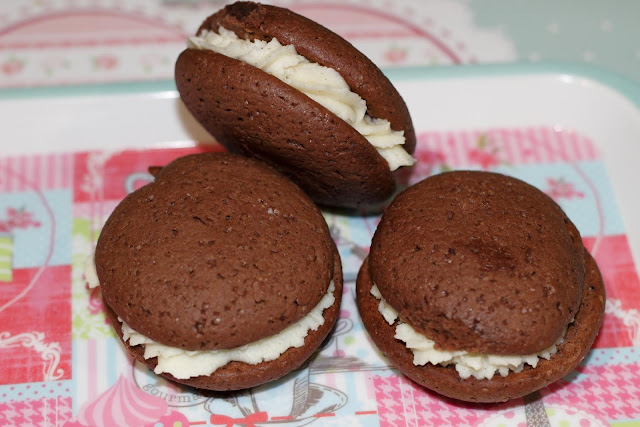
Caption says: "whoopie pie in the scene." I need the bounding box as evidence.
[356,171,605,402]
[175,1,416,209]
[91,152,343,390]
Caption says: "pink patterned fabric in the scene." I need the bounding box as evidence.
[0,154,74,193]
[0,1,490,88]
[543,363,640,420]
[0,397,72,427]
[0,265,71,385]
[74,376,168,427]
[373,363,640,426]
[72,146,216,204]
[372,375,514,426]
[415,127,599,168]
[1,125,638,424]
[585,235,640,348]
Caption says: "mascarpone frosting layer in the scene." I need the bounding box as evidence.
[122,281,335,379]
[370,284,564,380]
[85,255,337,379]
[188,27,415,171]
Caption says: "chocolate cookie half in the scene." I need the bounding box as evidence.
[92,152,343,390]
[175,1,416,209]
[356,171,605,402]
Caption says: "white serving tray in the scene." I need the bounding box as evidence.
[1,63,639,268]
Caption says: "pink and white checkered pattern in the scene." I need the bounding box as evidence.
[0,397,72,427]
[543,363,640,420]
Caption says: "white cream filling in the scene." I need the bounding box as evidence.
[188,27,416,171]
[370,284,565,380]
[85,256,336,379]
[123,281,335,379]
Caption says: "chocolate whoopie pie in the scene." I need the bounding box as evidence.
[356,171,605,402]
[175,1,416,209]
[94,152,343,391]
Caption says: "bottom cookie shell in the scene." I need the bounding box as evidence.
[356,252,605,403]
[105,248,343,391]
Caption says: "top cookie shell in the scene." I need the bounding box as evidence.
[197,1,416,155]
[369,171,585,355]
[175,49,395,208]
[95,153,336,351]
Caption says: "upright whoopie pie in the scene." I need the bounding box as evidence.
[92,152,343,391]
[356,171,605,402]
[175,1,416,209]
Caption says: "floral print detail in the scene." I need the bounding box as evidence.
[468,148,500,169]
[417,149,448,171]
[0,207,38,280]
[0,207,41,232]
[406,132,453,183]
[92,54,118,70]
[468,133,503,169]
[139,53,171,74]
[71,219,113,340]
[87,284,105,316]
[383,45,408,64]
[1,58,25,76]
[72,309,113,341]
[544,177,585,200]
[41,56,71,77]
